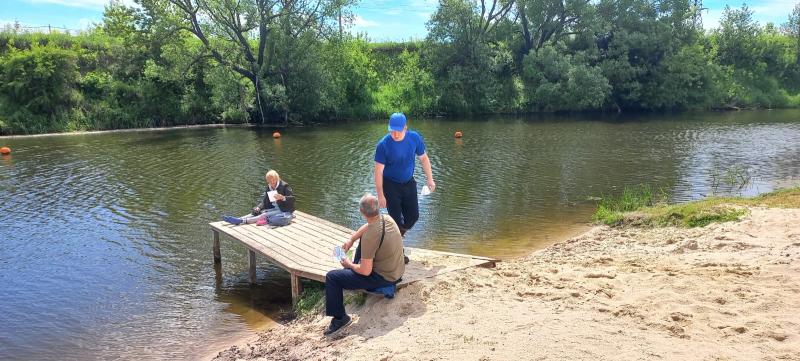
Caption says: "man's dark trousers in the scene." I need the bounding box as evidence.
[325,269,392,319]
[383,178,419,235]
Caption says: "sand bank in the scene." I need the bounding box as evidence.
[213,206,800,360]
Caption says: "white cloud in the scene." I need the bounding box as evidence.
[27,0,136,9]
[702,8,723,30]
[353,15,379,28]
[77,17,97,29]
[749,0,795,21]
[703,0,797,30]
[410,0,438,7]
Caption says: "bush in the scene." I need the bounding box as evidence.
[0,44,80,134]
[374,50,436,116]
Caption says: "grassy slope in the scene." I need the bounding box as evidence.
[594,187,800,227]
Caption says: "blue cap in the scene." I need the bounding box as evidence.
[388,113,407,132]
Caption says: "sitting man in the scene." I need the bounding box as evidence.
[222,169,295,226]
[323,193,405,336]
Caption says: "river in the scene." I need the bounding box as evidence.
[1,110,799,359]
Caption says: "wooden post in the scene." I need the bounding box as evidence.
[213,262,223,289]
[248,249,257,284]
[291,273,303,303]
[212,229,221,264]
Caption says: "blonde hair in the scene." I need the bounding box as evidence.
[265,170,280,182]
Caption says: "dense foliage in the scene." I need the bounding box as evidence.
[1,0,799,134]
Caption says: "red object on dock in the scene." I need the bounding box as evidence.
[454,131,463,138]
[273,131,281,139]
[0,146,10,155]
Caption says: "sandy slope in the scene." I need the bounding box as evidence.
[212,207,800,361]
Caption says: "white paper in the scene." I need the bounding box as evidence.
[332,246,346,262]
[420,185,431,196]
[267,190,278,202]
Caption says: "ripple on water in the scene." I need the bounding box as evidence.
[2,112,800,359]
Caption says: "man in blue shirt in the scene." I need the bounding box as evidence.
[374,113,436,263]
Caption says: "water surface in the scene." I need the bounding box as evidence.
[1,110,800,359]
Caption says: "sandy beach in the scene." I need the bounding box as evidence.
[212,206,800,361]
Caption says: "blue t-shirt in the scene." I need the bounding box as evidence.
[374,131,426,183]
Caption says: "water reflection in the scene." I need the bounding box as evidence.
[1,111,800,359]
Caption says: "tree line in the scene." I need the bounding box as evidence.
[1,0,800,135]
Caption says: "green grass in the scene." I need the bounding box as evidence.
[293,282,325,318]
[291,279,369,319]
[592,184,669,224]
[593,186,800,228]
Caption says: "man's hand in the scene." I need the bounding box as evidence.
[274,194,285,201]
[427,179,436,193]
[378,193,387,208]
[342,239,353,251]
[340,258,353,269]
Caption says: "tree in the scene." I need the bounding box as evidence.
[140,0,351,124]
[522,44,609,111]
[715,4,760,69]
[513,0,592,56]
[425,0,516,114]
[783,2,800,64]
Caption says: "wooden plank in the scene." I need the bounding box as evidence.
[280,221,347,249]
[240,226,337,273]
[215,222,310,269]
[238,226,338,275]
[294,211,356,233]
[270,225,335,254]
[212,229,221,264]
[213,223,303,271]
[406,247,499,262]
[210,212,498,293]
[287,216,362,256]
[269,226,339,261]
[248,249,257,284]
[288,221,350,249]
[293,212,357,236]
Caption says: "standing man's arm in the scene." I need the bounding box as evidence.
[375,162,386,208]
[418,153,436,192]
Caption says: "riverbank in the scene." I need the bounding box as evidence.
[0,123,260,139]
[212,195,800,360]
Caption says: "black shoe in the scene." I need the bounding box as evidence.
[324,314,352,336]
[404,255,410,264]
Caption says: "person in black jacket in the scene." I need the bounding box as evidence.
[222,170,296,226]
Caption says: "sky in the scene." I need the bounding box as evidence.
[0,0,796,41]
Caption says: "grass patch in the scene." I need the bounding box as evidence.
[291,279,369,319]
[593,186,800,228]
[345,292,367,307]
[593,184,669,225]
[293,281,325,318]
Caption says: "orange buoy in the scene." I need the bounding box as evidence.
[0,146,10,155]
[454,131,463,138]
[272,131,281,139]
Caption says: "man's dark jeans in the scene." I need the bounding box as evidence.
[383,177,419,235]
[325,269,392,319]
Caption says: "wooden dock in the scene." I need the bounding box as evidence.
[210,211,498,302]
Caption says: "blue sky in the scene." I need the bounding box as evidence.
[0,0,796,41]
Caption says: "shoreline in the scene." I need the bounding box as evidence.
[210,204,800,360]
[0,123,263,139]
[1,108,790,140]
